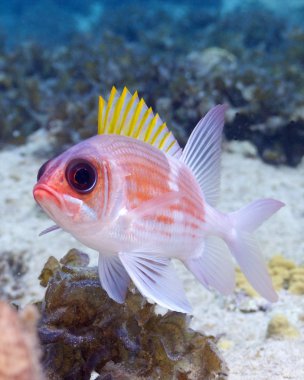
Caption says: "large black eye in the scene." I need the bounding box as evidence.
[65,159,97,193]
[37,159,51,181]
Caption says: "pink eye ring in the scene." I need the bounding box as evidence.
[65,159,97,194]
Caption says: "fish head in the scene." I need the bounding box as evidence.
[33,137,119,234]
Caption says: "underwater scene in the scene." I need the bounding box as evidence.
[1,0,304,379]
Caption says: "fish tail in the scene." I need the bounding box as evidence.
[180,105,284,301]
[225,199,284,301]
[185,199,284,301]
[182,104,238,296]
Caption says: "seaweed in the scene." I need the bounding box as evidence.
[36,250,228,380]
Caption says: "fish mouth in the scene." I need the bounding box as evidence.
[33,183,63,209]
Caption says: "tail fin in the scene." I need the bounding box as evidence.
[226,199,285,302]
[180,105,285,301]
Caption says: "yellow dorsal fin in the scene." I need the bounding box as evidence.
[97,86,182,158]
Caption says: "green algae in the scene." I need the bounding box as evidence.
[37,250,228,380]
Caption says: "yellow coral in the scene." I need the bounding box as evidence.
[235,254,304,297]
[235,268,258,297]
[268,255,296,270]
[266,314,300,339]
[289,282,304,295]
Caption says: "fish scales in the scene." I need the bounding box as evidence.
[111,138,205,241]
[85,136,205,253]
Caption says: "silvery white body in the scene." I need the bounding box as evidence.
[34,103,284,313]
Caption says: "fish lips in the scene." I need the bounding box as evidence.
[33,183,84,221]
[33,183,64,215]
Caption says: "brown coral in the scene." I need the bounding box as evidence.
[0,302,44,380]
[37,249,228,380]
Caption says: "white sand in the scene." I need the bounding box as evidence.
[1,130,304,378]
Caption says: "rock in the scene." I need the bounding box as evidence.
[225,140,257,158]
[0,250,28,302]
[217,339,234,351]
[36,250,229,380]
[0,302,44,380]
[187,47,237,76]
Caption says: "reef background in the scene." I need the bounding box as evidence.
[1,0,304,166]
[1,0,304,379]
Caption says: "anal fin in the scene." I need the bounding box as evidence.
[185,237,235,295]
[119,251,192,313]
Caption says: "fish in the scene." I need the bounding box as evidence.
[33,86,284,313]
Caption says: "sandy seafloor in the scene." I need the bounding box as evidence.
[1,129,304,379]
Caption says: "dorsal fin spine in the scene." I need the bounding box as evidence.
[159,131,171,150]
[119,91,138,135]
[146,115,159,143]
[111,87,127,134]
[128,98,144,136]
[165,139,177,153]
[97,87,182,158]
[135,107,152,139]
[125,91,138,136]
[143,109,157,142]
[150,119,165,144]
[104,87,117,134]
[98,96,105,134]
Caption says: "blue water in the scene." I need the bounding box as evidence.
[1,0,301,49]
[0,0,304,165]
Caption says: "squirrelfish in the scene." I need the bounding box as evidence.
[33,87,284,313]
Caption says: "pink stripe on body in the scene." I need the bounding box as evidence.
[104,136,206,256]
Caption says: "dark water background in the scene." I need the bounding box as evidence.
[0,0,304,166]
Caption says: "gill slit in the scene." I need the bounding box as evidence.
[101,162,109,219]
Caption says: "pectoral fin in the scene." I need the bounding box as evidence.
[98,253,130,303]
[118,251,192,313]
